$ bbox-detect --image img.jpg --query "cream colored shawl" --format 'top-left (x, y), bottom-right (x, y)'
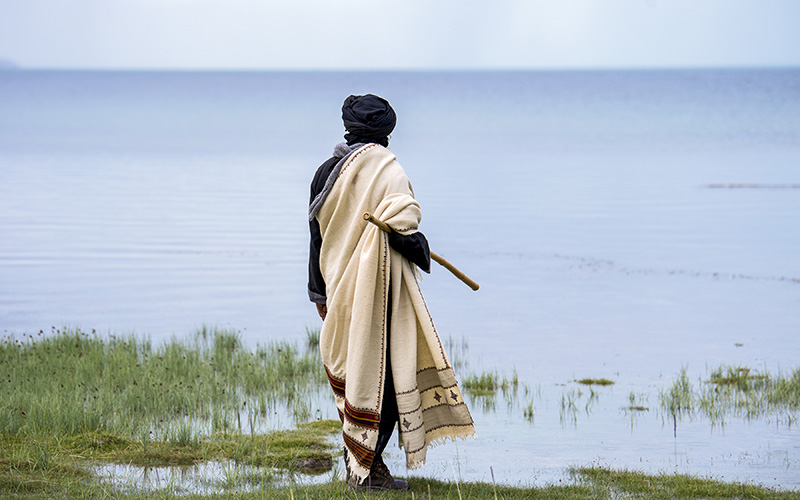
top-left (316, 144), bottom-right (475, 482)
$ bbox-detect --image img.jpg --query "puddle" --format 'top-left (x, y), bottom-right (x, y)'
top-left (91, 460), bottom-right (340, 495)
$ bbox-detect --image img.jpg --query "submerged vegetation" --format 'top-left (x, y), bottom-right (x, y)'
top-left (661, 365), bottom-right (800, 425)
top-left (624, 391), bottom-right (649, 412)
top-left (2, 328), bottom-right (798, 497)
top-left (462, 369), bottom-right (526, 413)
top-left (0, 326), bottom-right (328, 441)
top-left (2, 457), bottom-right (798, 499)
top-left (575, 378), bottom-right (614, 386)
top-left (0, 326), bottom-right (339, 496)
top-left (462, 370), bottom-right (519, 396)
top-left (0, 420), bottom-right (341, 496)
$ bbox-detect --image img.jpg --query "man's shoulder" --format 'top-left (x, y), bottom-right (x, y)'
top-left (314, 156), bottom-right (339, 178)
top-left (310, 156), bottom-right (338, 198)
top-left (350, 143), bottom-right (397, 165)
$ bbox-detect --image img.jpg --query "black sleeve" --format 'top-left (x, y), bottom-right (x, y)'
top-left (307, 157), bottom-right (339, 304)
top-left (388, 231), bottom-right (432, 274)
top-left (308, 217), bottom-right (326, 304)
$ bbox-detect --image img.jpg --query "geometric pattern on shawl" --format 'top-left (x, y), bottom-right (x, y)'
top-left (315, 144), bottom-right (475, 483)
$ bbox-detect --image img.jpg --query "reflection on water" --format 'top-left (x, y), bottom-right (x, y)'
top-left (93, 460), bottom-right (336, 496)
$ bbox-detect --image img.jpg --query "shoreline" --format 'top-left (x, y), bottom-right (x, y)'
top-left (2, 327), bottom-right (798, 496)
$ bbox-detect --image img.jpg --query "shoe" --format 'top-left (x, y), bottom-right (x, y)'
top-left (348, 456), bottom-right (409, 491)
top-left (371, 456), bottom-right (410, 490)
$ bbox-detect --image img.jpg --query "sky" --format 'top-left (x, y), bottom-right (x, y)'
top-left (1, 0), bottom-right (799, 70)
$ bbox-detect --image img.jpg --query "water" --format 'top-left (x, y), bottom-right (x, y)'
top-left (1, 69), bottom-right (799, 489)
top-left (92, 460), bottom-right (334, 495)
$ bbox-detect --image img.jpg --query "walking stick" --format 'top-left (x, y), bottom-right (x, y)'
top-left (363, 212), bottom-right (480, 291)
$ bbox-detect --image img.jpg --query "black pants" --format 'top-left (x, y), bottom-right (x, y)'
top-left (374, 288), bottom-right (398, 463)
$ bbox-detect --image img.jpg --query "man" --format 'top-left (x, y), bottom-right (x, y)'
top-left (308, 94), bottom-right (474, 491)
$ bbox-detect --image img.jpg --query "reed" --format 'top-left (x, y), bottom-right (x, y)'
top-left (660, 365), bottom-right (800, 425)
top-left (462, 369), bottom-right (520, 413)
top-left (523, 400), bottom-right (535, 422)
top-left (624, 391), bottom-right (649, 412)
top-left (445, 335), bottom-right (471, 374)
top-left (462, 370), bottom-right (519, 395)
top-left (560, 388), bottom-right (581, 426)
top-left (304, 326), bottom-right (320, 350)
top-left (660, 366), bottom-right (694, 415)
top-left (0, 326), bottom-right (328, 442)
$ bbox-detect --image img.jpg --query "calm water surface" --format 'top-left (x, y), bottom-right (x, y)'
top-left (1, 69), bottom-right (799, 489)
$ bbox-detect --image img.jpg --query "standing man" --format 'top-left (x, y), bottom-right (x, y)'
top-left (308, 94), bottom-right (474, 491)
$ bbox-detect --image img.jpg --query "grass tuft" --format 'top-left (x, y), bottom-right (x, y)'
top-left (0, 326), bottom-right (328, 442)
top-left (463, 370), bottom-right (519, 396)
top-left (661, 365), bottom-right (800, 425)
top-left (575, 378), bottom-right (615, 386)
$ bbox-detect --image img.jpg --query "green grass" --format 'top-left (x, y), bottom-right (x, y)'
top-left (575, 378), bottom-right (614, 386)
top-left (576, 467), bottom-right (798, 500)
top-left (2, 459), bottom-right (797, 499)
top-left (661, 366), bottom-right (694, 415)
top-left (462, 370), bottom-right (522, 413)
top-left (0, 327), bottom-right (341, 497)
top-left (305, 326), bottom-right (321, 349)
top-left (624, 391), bottom-right (650, 412)
top-left (660, 365), bottom-right (800, 424)
top-left (3, 330), bottom-right (799, 498)
top-left (523, 400), bottom-right (535, 422)
top-left (1, 419), bottom-right (340, 471)
top-left (0, 326), bottom-right (328, 441)
top-left (463, 371), bottom-right (501, 395)
top-left (708, 366), bottom-right (768, 389)
top-left (462, 370), bottom-right (519, 396)
top-left (0, 423), bottom-right (341, 498)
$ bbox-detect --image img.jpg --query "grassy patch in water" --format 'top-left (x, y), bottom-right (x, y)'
top-left (61, 420), bottom-right (340, 470)
top-left (0, 326), bottom-right (340, 494)
top-left (661, 364), bottom-right (800, 424)
top-left (4, 330), bottom-right (799, 497)
top-left (2, 455), bottom-right (797, 499)
top-left (0, 421), bottom-right (340, 498)
top-left (624, 391), bottom-right (650, 412)
top-left (0, 326), bottom-right (328, 441)
top-left (575, 378), bottom-right (615, 386)
top-left (661, 366), bottom-right (694, 414)
top-left (708, 365), bottom-right (768, 389)
top-left (462, 369), bottom-right (523, 413)
top-left (462, 370), bottom-right (519, 396)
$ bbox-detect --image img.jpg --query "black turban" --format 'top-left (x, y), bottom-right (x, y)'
top-left (341, 94), bottom-right (396, 144)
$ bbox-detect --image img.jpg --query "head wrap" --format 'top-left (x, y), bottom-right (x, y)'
top-left (341, 94), bottom-right (396, 144)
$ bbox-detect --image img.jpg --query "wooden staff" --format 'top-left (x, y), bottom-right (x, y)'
top-left (363, 212), bottom-right (480, 291)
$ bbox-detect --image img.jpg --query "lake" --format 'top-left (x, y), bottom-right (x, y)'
top-left (1, 69), bottom-right (799, 489)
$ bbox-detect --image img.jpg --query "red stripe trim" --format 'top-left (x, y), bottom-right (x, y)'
top-left (325, 366), bottom-right (346, 398)
top-left (344, 399), bottom-right (380, 430)
top-left (343, 432), bottom-right (374, 469)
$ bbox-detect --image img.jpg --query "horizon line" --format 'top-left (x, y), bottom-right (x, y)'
top-left (1, 63), bottom-right (799, 73)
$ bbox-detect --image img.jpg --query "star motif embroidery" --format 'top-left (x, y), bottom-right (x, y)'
top-left (433, 391), bottom-right (442, 402)
top-left (402, 418), bottom-right (411, 430)
top-left (450, 390), bottom-right (459, 402)
top-left (361, 432), bottom-right (369, 441)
